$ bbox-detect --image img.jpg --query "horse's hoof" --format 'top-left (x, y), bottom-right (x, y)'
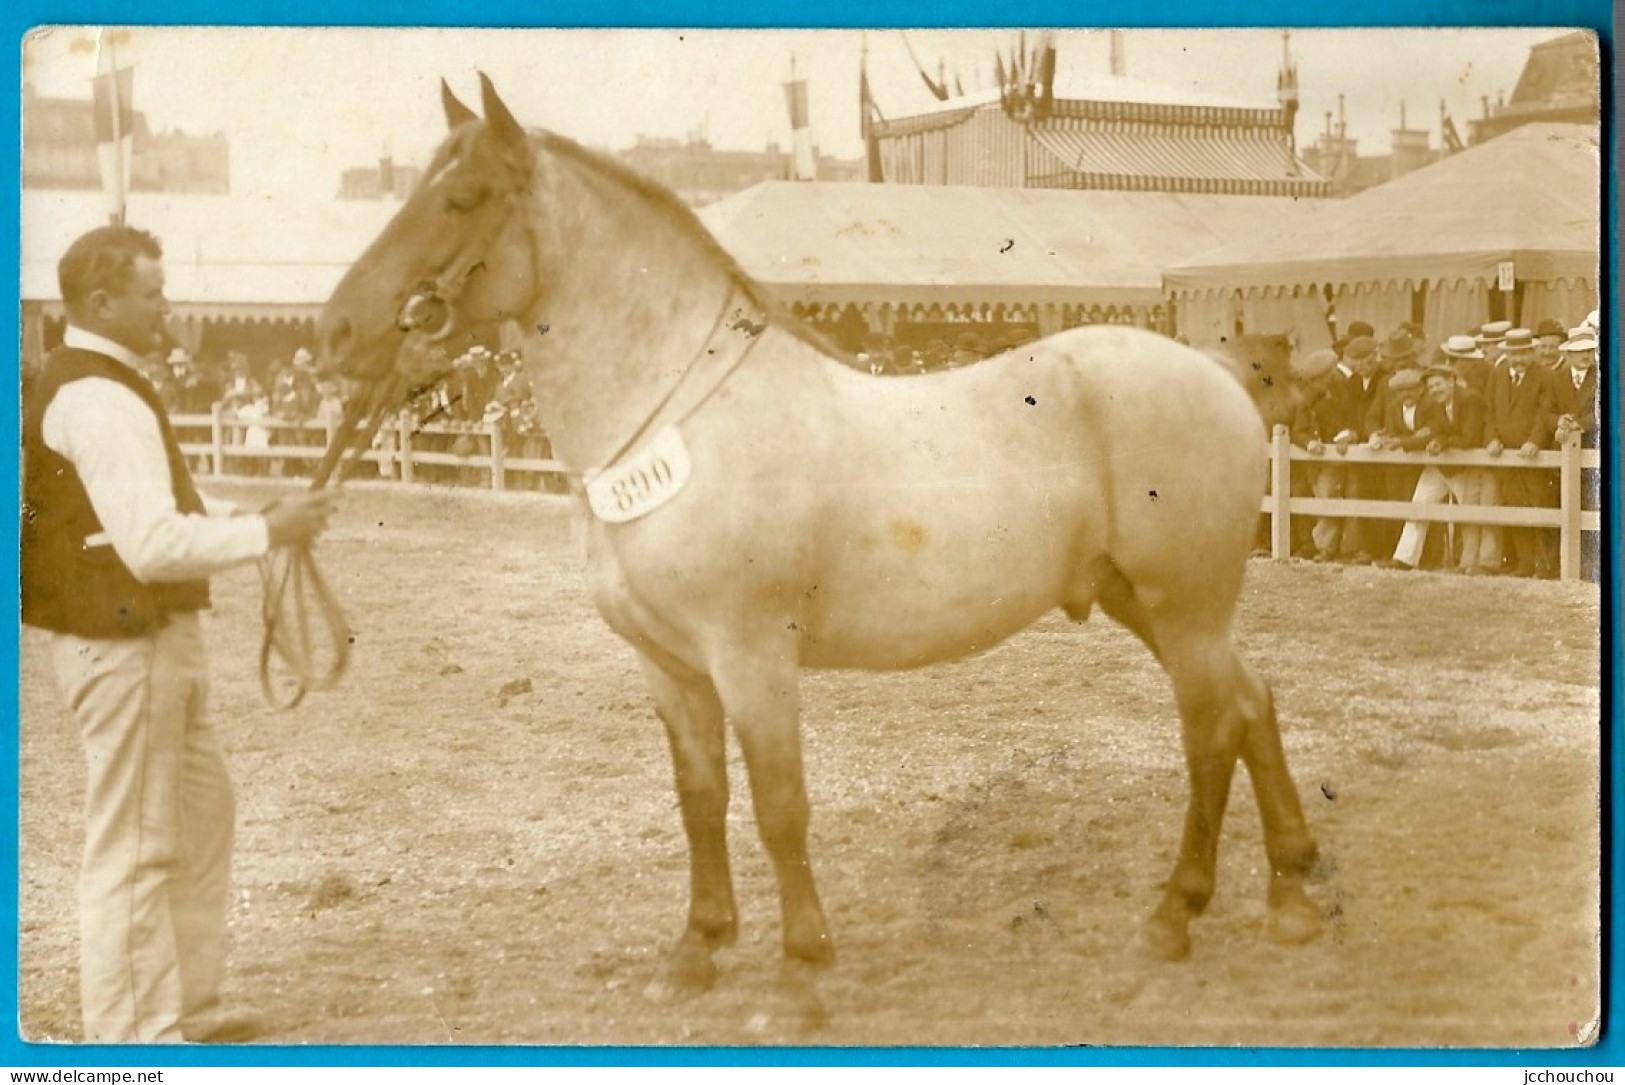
top-left (1266, 891), bottom-right (1323, 946)
top-left (777, 961), bottom-right (833, 1034)
top-left (642, 940), bottom-right (718, 1003)
top-left (1141, 910), bottom-right (1192, 962)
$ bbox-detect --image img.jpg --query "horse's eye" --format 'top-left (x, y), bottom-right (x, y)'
top-left (444, 181), bottom-right (489, 213)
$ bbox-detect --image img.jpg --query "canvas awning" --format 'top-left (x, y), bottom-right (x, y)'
top-left (1162, 122), bottom-right (1601, 297)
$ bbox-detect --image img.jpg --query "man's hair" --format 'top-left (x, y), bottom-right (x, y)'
top-left (57, 225), bottom-right (163, 311)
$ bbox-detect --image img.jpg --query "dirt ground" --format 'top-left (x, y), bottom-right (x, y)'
top-left (17, 481), bottom-right (1603, 1050)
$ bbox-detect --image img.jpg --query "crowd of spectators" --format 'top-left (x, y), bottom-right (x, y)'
top-left (138, 311), bottom-right (1603, 576)
top-left (1283, 311), bottom-right (1601, 579)
top-left (853, 327), bottom-right (1038, 375)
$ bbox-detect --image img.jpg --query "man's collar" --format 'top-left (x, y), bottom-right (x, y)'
top-left (63, 326), bottom-right (144, 371)
top-left (1337, 363), bottom-right (1355, 378)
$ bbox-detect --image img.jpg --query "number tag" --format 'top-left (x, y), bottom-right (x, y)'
top-left (585, 426), bottom-right (693, 524)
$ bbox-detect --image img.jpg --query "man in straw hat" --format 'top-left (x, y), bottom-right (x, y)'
top-left (1551, 327), bottom-right (1602, 579)
top-left (1485, 328), bottom-right (1557, 577)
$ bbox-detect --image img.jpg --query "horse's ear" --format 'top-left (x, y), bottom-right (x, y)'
top-left (442, 79), bottom-right (478, 130)
top-left (478, 71), bottom-right (527, 149)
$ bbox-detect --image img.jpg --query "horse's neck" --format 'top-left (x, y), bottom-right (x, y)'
top-left (513, 173), bottom-right (741, 471)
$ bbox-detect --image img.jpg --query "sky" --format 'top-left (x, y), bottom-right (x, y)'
top-left (20, 25), bottom-right (1571, 199)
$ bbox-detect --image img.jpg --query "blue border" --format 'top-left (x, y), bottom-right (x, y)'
top-left (4, 0), bottom-right (1617, 1069)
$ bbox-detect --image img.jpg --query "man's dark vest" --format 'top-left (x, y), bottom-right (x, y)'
top-left (22, 347), bottom-right (211, 638)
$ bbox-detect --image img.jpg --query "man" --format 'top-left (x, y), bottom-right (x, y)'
top-left (1303, 334), bottom-right (1383, 563)
top-left (1388, 365), bottom-right (1492, 573)
top-left (1551, 328), bottom-right (1600, 448)
top-left (1533, 318), bottom-right (1568, 373)
top-left (1361, 330), bottom-right (1423, 558)
top-left (1484, 327), bottom-right (1556, 577)
top-left (1437, 335), bottom-right (1502, 573)
top-left (21, 225), bottom-right (337, 1043)
top-left (1551, 327), bottom-right (1602, 581)
top-left (1368, 368), bottom-right (1432, 570)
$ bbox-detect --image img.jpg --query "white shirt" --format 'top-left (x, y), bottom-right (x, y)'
top-left (41, 326), bottom-right (269, 583)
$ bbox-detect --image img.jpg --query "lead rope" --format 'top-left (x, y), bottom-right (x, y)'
top-left (256, 372), bottom-right (401, 709)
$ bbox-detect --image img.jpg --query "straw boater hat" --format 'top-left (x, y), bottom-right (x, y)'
top-left (1440, 334), bottom-right (1484, 360)
top-left (1476, 320), bottom-right (1513, 346)
top-left (1500, 328), bottom-right (1536, 353)
top-left (1560, 331), bottom-right (1598, 354)
top-left (166, 347), bottom-right (190, 366)
top-left (1290, 348), bottom-right (1338, 381)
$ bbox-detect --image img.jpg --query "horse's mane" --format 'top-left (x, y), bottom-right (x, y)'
top-left (532, 128), bottom-right (852, 362)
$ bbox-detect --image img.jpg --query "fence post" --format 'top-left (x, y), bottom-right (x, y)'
top-left (1270, 424), bottom-right (1293, 561)
top-left (489, 421), bottom-right (506, 492)
top-left (1559, 435), bottom-right (1582, 581)
top-left (210, 403), bottom-right (225, 477)
top-left (399, 409), bottom-right (416, 485)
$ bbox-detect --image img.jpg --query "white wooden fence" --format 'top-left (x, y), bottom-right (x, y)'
top-left (174, 406), bottom-right (568, 492)
top-left (172, 409), bottom-right (1603, 581)
top-left (1263, 424), bottom-right (1601, 581)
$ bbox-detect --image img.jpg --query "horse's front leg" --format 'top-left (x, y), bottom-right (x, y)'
top-left (711, 648), bottom-right (833, 972)
top-left (639, 657), bottom-right (737, 1001)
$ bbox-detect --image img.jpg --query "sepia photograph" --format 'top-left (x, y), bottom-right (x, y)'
top-left (15, 24), bottom-right (1605, 1052)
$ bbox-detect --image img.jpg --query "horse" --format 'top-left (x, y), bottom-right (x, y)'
top-left (316, 74), bottom-right (1322, 1007)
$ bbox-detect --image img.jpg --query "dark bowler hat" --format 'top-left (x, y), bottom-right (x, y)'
top-left (1387, 368), bottom-right (1422, 392)
top-left (1345, 320), bottom-right (1375, 340)
top-left (1343, 335), bottom-right (1379, 362)
top-left (1500, 328), bottom-right (1535, 353)
top-left (1535, 318), bottom-right (1567, 340)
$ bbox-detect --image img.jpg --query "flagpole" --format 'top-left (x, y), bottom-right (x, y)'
top-left (110, 35), bottom-right (124, 227)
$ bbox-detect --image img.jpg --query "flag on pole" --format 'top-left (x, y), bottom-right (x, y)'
top-left (783, 72), bottom-right (816, 181)
top-left (93, 31), bottom-right (134, 226)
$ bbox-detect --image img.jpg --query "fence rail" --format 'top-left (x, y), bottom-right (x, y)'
top-left (173, 410), bottom-right (1602, 581)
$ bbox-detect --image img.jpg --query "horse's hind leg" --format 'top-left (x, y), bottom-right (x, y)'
top-left (639, 657), bottom-right (737, 1001)
top-left (1234, 661), bottom-right (1321, 945)
top-left (1109, 608), bottom-right (1318, 959)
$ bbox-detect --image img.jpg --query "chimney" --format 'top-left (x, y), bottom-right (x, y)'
top-left (1390, 100), bottom-right (1430, 180)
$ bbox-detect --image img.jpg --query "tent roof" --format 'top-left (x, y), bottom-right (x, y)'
top-left (699, 181), bottom-right (1328, 308)
top-left (21, 189), bottom-right (401, 319)
top-left (1163, 122), bottom-right (1601, 296)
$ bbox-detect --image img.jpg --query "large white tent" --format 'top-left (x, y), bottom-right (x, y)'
top-left (1162, 122), bottom-right (1601, 349)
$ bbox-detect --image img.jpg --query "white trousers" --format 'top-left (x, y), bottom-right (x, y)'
top-left (49, 613), bottom-right (235, 1044)
top-left (1392, 467), bottom-right (1502, 570)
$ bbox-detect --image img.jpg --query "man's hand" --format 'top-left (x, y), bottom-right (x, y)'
top-left (263, 490), bottom-right (339, 550)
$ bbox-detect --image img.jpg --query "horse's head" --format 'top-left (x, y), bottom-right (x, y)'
top-left (1208, 333), bottom-right (1297, 432)
top-left (317, 74), bottom-right (538, 387)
